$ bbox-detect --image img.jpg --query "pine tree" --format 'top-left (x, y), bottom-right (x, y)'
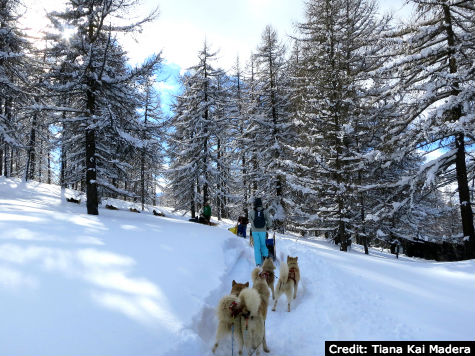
top-left (167, 41), bottom-right (225, 216)
top-left (44, 0), bottom-right (161, 215)
top-left (137, 75), bottom-right (165, 211)
top-left (213, 70), bottom-right (234, 219)
top-left (229, 56), bottom-right (249, 214)
top-left (252, 25), bottom-right (293, 230)
top-left (0, 0), bottom-right (33, 178)
top-left (381, 0), bottom-right (475, 258)
top-left (291, 0), bottom-right (393, 250)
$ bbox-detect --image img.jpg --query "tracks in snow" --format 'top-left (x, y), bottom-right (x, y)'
top-left (170, 234), bottom-right (418, 356)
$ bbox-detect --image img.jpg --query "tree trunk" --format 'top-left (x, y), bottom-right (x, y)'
top-left (454, 134), bottom-right (475, 258)
top-left (0, 100), bottom-right (3, 175)
top-left (191, 199), bottom-right (196, 219)
top-left (86, 87), bottom-right (98, 215)
top-left (4, 97), bottom-right (12, 177)
top-left (9, 147), bottom-right (13, 177)
top-left (38, 137), bottom-right (43, 182)
top-left (442, 2), bottom-right (474, 258)
top-left (24, 112), bottom-right (36, 181)
top-left (3, 144), bottom-right (7, 177)
top-left (203, 52), bottom-right (209, 205)
top-left (47, 148), bottom-right (51, 184)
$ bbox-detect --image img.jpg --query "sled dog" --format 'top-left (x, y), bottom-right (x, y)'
top-left (238, 287), bottom-right (267, 355)
top-left (251, 268), bottom-right (271, 321)
top-left (231, 280), bottom-right (249, 296)
top-left (259, 257), bottom-right (276, 300)
top-left (212, 281), bottom-right (249, 354)
top-left (272, 256), bottom-right (300, 312)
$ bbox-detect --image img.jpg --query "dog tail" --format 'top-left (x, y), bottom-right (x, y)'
top-left (251, 267), bottom-right (261, 284)
top-left (279, 251), bottom-right (285, 264)
top-left (238, 288), bottom-right (260, 316)
top-left (278, 261), bottom-right (289, 287)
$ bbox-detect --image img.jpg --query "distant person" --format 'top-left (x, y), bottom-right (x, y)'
top-left (249, 197), bottom-right (272, 266)
top-left (202, 201), bottom-right (211, 224)
top-left (237, 213), bottom-right (249, 238)
top-left (391, 239), bottom-right (401, 259)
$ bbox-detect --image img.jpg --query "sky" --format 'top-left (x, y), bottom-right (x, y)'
top-left (21, 0), bottom-right (411, 71)
top-left (126, 0), bottom-right (411, 70)
top-left (20, 0), bottom-right (411, 114)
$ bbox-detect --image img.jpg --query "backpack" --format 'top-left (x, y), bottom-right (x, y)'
top-left (254, 209), bottom-right (266, 229)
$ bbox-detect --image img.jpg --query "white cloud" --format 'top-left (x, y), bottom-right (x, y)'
top-left (21, 0), bottom-right (410, 71)
top-left (122, 0), bottom-right (304, 70)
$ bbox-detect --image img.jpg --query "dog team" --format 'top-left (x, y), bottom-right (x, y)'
top-left (212, 255), bottom-right (301, 356)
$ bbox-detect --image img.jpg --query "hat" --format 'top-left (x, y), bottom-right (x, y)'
top-left (254, 197), bottom-right (262, 208)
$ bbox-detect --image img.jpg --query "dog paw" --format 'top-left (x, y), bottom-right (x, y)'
top-left (272, 308), bottom-right (276, 311)
top-left (264, 347), bottom-right (270, 353)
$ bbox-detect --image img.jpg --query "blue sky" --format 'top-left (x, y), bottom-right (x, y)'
top-left (123, 0), bottom-right (411, 70)
top-left (154, 63), bottom-right (181, 118)
top-left (136, 0), bottom-right (411, 116)
top-left (22, 0), bottom-right (411, 116)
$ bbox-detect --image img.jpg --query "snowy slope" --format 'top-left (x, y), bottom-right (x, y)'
top-left (0, 177), bottom-right (474, 356)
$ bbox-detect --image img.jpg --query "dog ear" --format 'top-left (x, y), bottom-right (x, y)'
top-left (245, 282), bottom-right (249, 287)
top-left (232, 280), bottom-right (236, 286)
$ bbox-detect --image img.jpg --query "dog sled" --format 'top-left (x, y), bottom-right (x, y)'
top-left (266, 231), bottom-right (276, 261)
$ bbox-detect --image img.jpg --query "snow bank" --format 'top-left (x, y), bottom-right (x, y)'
top-left (0, 177), bottom-right (473, 356)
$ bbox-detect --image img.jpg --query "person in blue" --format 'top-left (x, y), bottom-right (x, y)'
top-left (249, 197), bottom-right (272, 266)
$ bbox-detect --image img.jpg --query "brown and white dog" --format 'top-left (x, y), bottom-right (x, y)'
top-left (259, 257), bottom-right (276, 300)
top-left (250, 266), bottom-right (271, 353)
top-left (238, 287), bottom-right (267, 355)
top-left (231, 280), bottom-right (249, 297)
top-left (212, 281), bottom-right (249, 354)
top-left (272, 256), bottom-right (300, 312)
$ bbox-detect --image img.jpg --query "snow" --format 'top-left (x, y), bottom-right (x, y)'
top-left (0, 177), bottom-right (474, 356)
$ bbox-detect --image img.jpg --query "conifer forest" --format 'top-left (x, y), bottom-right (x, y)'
top-left (1, 0), bottom-right (474, 260)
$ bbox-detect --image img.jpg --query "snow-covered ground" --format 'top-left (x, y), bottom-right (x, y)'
top-left (1, 177), bottom-right (474, 356)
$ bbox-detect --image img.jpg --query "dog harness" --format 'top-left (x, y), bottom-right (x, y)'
top-left (228, 301), bottom-right (241, 318)
top-left (259, 271), bottom-right (273, 285)
top-left (289, 267), bottom-right (297, 284)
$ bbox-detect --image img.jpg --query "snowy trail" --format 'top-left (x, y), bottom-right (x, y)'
top-left (174, 231), bottom-right (474, 356)
top-left (170, 234), bottom-right (382, 356)
top-left (1, 179), bottom-right (473, 356)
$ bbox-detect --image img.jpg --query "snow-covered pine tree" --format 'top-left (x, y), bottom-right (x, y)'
top-left (281, 38), bottom-right (319, 235)
top-left (242, 54), bottom-right (262, 201)
top-left (0, 0), bottom-right (33, 178)
top-left (213, 70), bottom-right (235, 220)
top-left (381, 0), bottom-right (475, 258)
top-left (291, 0), bottom-right (392, 251)
top-left (136, 75), bottom-right (166, 211)
top-left (44, 0), bottom-right (161, 215)
top-left (228, 56), bottom-right (250, 215)
top-left (22, 46), bottom-right (58, 184)
top-left (252, 25), bottom-right (293, 231)
top-left (167, 41), bottom-right (225, 217)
